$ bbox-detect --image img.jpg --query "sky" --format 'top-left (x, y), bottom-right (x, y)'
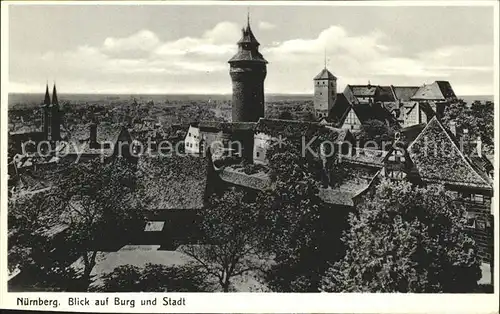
top-left (8, 4), bottom-right (495, 95)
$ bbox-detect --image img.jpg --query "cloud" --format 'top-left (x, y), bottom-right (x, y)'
top-left (258, 21), bottom-right (276, 30)
top-left (9, 23), bottom-right (493, 95)
top-left (262, 25), bottom-right (493, 94)
top-left (102, 30), bottom-right (161, 58)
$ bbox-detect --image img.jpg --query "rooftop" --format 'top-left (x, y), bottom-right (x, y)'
top-left (407, 117), bottom-right (492, 189)
top-left (314, 68), bottom-right (337, 80)
top-left (411, 81), bottom-right (457, 101)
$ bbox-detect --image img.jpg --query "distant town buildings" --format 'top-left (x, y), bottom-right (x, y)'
top-left (7, 14), bottom-right (494, 286)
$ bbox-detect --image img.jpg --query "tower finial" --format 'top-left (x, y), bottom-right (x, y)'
top-left (324, 47), bottom-right (327, 69)
top-left (247, 7), bottom-right (250, 28)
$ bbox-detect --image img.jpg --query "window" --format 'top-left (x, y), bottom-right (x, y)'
top-left (465, 212), bottom-right (476, 229)
top-left (188, 132), bottom-right (191, 137)
top-left (473, 194), bottom-right (484, 203)
top-left (256, 152), bottom-right (260, 158)
top-left (320, 92), bottom-right (322, 95)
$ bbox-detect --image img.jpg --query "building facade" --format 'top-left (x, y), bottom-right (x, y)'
top-left (313, 68), bottom-right (337, 119)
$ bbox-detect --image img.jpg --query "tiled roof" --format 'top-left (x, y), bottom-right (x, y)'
top-left (237, 24), bottom-right (260, 46)
top-left (228, 49), bottom-right (267, 63)
top-left (391, 86), bottom-right (420, 101)
top-left (314, 68), bottom-right (337, 80)
top-left (350, 103), bottom-right (395, 124)
top-left (378, 86), bottom-right (396, 102)
top-left (328, 93), bottom-right (351, 123)
top-left (348, 85), bottom-right (378, 97)
top-left (137, 155), bottom-right (208, 210)
top-left (411, 81), bottom-right (457, 101)
top-left (407, 117), bottom-right (492, 189)
top-left (340, 149), bottom-right (388, 167)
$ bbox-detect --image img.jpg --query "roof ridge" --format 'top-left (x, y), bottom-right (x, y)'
top-left (409, 117), bottom-right (489, 187)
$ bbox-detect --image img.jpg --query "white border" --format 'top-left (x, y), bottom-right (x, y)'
top-left (1, 1), bottom-right (499, 313)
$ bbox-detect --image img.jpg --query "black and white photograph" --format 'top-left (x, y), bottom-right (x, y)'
top-left (1, 0), bottom-right (497, 304)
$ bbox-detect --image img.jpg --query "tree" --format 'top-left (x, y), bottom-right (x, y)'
top-left (94, 263), bottom-right (213, 292)
top-left (442, 100), bottom-right (494, 152)
top-left (357, 119), bottom-right (396, 148)
top-left (56, 158), bottom-right (148, 290)
top-left (8, 191), bottom-right (78, 290)
top-left (179, 188), bottom-right (271, 292)
top-left (321, 179), bottom-right (481, 292)
top-left (255, 140), bottom-right (328, 292)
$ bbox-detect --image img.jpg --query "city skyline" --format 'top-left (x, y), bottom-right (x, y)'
top-left (9, 4), bottom-right (495, 95)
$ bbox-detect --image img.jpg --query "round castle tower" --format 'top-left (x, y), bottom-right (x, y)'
top-left (228, 15), bottom-right (268, 122)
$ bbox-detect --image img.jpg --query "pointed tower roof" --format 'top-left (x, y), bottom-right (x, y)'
top-left (314, 68), bottom-right (337, 80)
top-left (51, 83), bottom-right (59, 105)
top-left (237, 13), bottom-right (260, 46)
top-left (229, 13), bottom-right (267, 64)
top-left (43, 83), bottom-right (51, 105)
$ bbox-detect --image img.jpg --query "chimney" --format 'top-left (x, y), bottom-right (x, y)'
top-left (449, 121), bottom-right (457, 136)
top-left (89, 122), bottom-right (99, 149)
top-left (476, 136), bottom-right (482, 157)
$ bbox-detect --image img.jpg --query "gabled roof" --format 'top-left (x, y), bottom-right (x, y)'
top-left (347, 84), bottom-right (378, 97)
top-left (411, 81), bottom-right (457, 101)
top-left (407, 117), bottom-right (492, 189)
top-left (391, 86), bottom-right (420, 101)
top-left (341, 149), bottom-right (389, 168)
top-left (328, 93), bottom-right (351, 123)
top-left (350, 103), bottom-right (395, 125)
top-left (377, 86), bottom-right (396, 102)
top-left (314, 68), bottom-right (337, 80)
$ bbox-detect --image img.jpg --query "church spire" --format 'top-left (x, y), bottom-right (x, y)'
top-left (52, 82), bottom-right (58, 105)
top-left (43, 83), bottom-right (51, 105)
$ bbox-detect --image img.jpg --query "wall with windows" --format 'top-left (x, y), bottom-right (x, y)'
top-left (450, 190), bottom-right (494, 263)
top-left (314, 79), bottom-right (336, 118)
top-left (341, 109), bottom-right (362, 131)
top-left (253, 132), bottom-right (271, 165)
top-left (184, 125), bottom-right (201, 154)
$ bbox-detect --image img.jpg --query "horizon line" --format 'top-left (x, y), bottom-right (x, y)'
top-left (7, 91), bottom-right (494, 97)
